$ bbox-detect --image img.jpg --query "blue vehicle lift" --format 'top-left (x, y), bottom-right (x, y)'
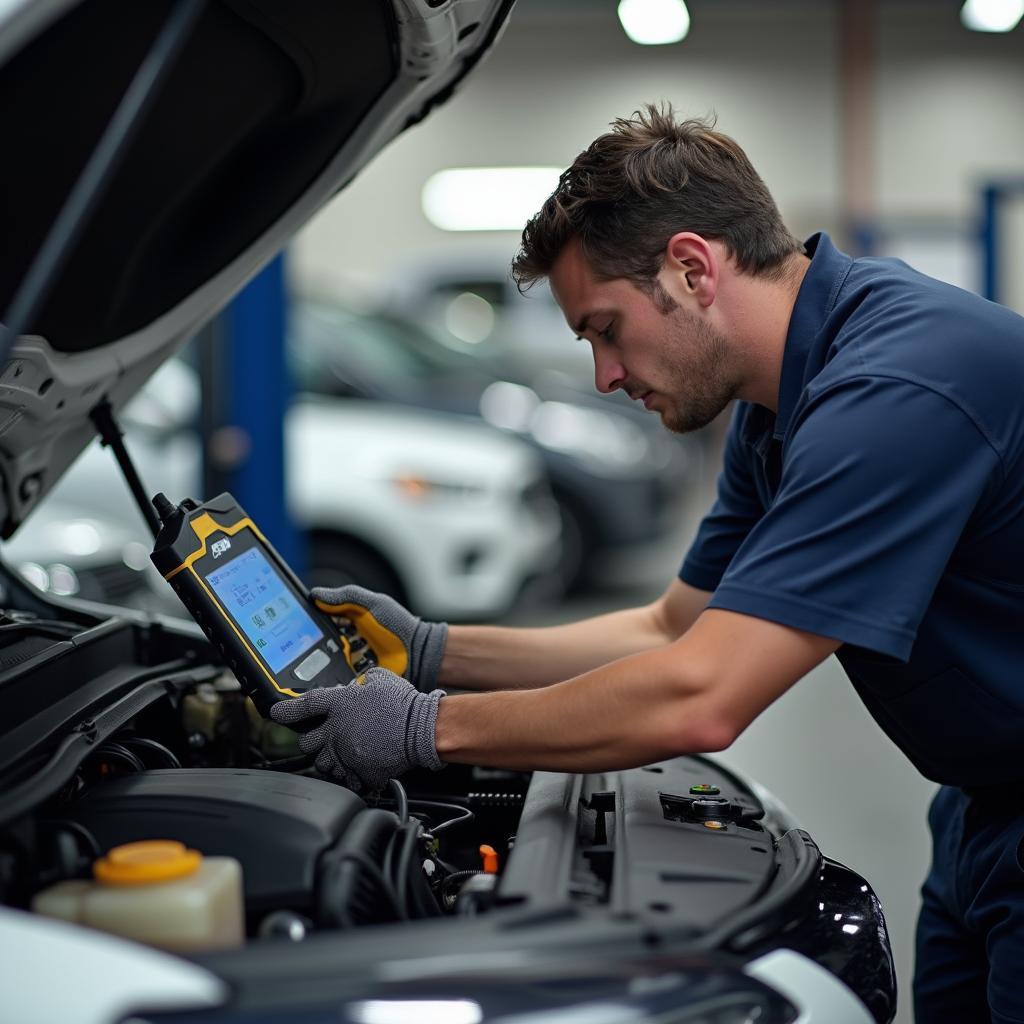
top-left (980, 179), bottom-right (1024, 305)
top-left (201, 253), bottom-right (303, 571)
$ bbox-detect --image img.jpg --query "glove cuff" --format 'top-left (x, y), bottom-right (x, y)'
top-left (411, 620), bottom-right (449, 692)
top-left (406, 688), bottom-right (445, 772)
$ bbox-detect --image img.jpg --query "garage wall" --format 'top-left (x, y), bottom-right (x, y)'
top-left (293, 0), bottom-right (1024, 295)
top-left (877, 2), bottom-right (1024, 219)
top-left (291, 0), bottom-right (843, 293)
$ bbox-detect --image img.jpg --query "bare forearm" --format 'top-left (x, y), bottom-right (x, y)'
top-left (437, 578), bottom-right (713, 692)
top-left (439, 604), bottom-right (672, 691)
top-left (433, 609), bottom-right (841, 774)
top-left (434, 643), bottom-right (719, 772)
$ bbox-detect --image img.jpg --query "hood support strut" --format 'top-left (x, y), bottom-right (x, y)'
top-left (90, 400), bottom-right (161, 539)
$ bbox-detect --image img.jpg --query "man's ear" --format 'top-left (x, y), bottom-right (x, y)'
top-left (662, 232), bottom-right (718, 308)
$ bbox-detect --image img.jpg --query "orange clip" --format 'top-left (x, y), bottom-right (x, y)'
top-left (479, 844), bottom-right (499, 874)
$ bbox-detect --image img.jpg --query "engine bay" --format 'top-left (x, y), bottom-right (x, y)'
top-left (0, 593), bottom-right (775, 934)
top-left (0, 597), bottom-right (541, 938)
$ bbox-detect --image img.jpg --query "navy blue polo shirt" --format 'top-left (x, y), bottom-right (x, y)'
top-left (680, 233), bottom-right (1024, 786)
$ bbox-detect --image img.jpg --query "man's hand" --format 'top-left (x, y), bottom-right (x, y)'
top-left (311, 585), bottom-right (447, 690)
top-left (269, 669), bottom-right (445, 795)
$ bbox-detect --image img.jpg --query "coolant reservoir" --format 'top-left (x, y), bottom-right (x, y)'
top-left (32, 840), bottom-right (244, 951)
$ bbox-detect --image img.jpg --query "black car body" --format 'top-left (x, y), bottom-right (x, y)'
top-left (0, 3), bottom-right (895, 1022)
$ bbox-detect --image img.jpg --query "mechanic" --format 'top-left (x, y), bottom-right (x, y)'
top-left (271, 106), bottom-right (1024, 1023)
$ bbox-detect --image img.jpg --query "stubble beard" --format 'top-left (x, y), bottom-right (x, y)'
top-left (652, 307), bottom-right (738, 435)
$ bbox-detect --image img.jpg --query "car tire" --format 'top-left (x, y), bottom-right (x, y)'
top-left (305, 534), bottom-right (408, 606)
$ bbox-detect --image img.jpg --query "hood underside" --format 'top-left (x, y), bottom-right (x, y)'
top-left (0, 0), bottom-right (514, 537)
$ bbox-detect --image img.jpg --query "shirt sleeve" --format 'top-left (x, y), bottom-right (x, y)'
top-left (680, 404), bottom-right (765, 592)
top-left (707, 377), bottom-right (1002, 660)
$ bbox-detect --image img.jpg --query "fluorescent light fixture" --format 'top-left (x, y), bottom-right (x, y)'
top-left (422, 167), bottom-right (561, 232)
top-left (960, 0), bottom-right (1024, 31)
top-left (617, 0), bottom-right (690, 45)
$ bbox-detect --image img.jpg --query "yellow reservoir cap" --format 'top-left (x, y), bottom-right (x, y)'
top-left (479, 844), bottom-right (499, 874)
top-left (94, 840), bottom-right (202, 886)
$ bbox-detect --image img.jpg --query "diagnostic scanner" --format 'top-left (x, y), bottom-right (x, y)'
top-left (150, 492), bottom-right (363, 715)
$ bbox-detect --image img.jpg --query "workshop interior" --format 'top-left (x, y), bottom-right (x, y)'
top-left (0, 2), bottom-right (1022, 1023)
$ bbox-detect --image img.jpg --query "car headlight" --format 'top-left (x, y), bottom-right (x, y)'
top-left (391, 474), bottom-right (487, 502)
top-left (18, 561), bottom-right (79, 596)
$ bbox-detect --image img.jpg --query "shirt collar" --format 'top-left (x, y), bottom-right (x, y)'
top-left (771, 231), bottom-right (853, 441)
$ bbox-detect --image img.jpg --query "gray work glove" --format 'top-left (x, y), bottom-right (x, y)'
top-left (311, 585), bottom-right (448, 691)
top-left (269, 668), bottom-right (445, 796)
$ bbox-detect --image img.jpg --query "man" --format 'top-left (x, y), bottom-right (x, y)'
top-left (272, 106), bottom-right (1024, 1023)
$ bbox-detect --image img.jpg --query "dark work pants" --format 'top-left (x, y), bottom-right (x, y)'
top-left (914, 785), bottom-right (1024, 1024)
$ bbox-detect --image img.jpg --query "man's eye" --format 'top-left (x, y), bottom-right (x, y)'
top-left (597, 324), bottom-right (615, 341)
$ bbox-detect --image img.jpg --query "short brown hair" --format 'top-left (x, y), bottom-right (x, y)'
top-left (512, 104), bottom-right (802, 292)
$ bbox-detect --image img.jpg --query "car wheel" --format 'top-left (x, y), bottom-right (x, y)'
top-left (305, 534), bottom-right (407, 605)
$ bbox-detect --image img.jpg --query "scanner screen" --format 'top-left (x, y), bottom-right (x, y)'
top-left (205, 547), bottom-right (323, 673)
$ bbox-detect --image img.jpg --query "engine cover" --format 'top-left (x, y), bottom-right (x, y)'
top-left (69, 769), bottom-right (365, 914)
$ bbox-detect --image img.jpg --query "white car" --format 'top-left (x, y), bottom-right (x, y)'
top-left (287, 397), bottom-right (560, 620)
top-left (4, 362), bottom-right (561, 623)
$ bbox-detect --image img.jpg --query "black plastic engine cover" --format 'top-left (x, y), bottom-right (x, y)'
top-left (69, 768), bottom-right (365, 914)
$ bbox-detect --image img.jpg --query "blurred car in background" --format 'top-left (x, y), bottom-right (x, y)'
top-left (388, 246), bottom-right (595, 383)
top-left (1, 359), bottom-right (203, 615)
top-left (3, 497), bottom-right (166, 611)
top-left (4, 359), bottom-right (561, 622)
top-left (292, 295), bottom-right (698, 589)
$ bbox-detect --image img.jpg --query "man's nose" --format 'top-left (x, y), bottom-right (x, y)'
top-left (593, 351), bottom-right (625, 394)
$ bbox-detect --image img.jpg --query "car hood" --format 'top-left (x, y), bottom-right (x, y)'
top-left (0, 0), bottom-right (514, 538)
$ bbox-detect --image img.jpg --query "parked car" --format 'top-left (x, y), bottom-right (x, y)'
top-left (292, 296), bottom-right (698, 589)
top-left (389, 246), bottom-right (598, 382)
top-left (7, 358), bottom-right (561, 623)
top-left (0, 3), bottom-right (895, 1024)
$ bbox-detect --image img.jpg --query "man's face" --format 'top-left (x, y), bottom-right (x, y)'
top-left (548, 239), bottom-right (738, 434)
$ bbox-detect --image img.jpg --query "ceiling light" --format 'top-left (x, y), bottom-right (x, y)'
top-left (617, 0), bottom-right (690, 45)
top-left (960, 0), bottom-right (1024, 31)
top-left (422, 167), bottom-right (561, 232)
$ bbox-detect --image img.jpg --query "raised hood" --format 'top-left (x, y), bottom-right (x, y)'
top-left (0, 0), bottom-right (514, 537)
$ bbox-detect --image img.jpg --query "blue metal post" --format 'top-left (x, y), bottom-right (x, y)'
top-left (981, 184), bottom-right (1000, 304)
top-left (221, 253), bottom-right (302, 571)
top-left (848, 219), bottom-right (877, 257)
